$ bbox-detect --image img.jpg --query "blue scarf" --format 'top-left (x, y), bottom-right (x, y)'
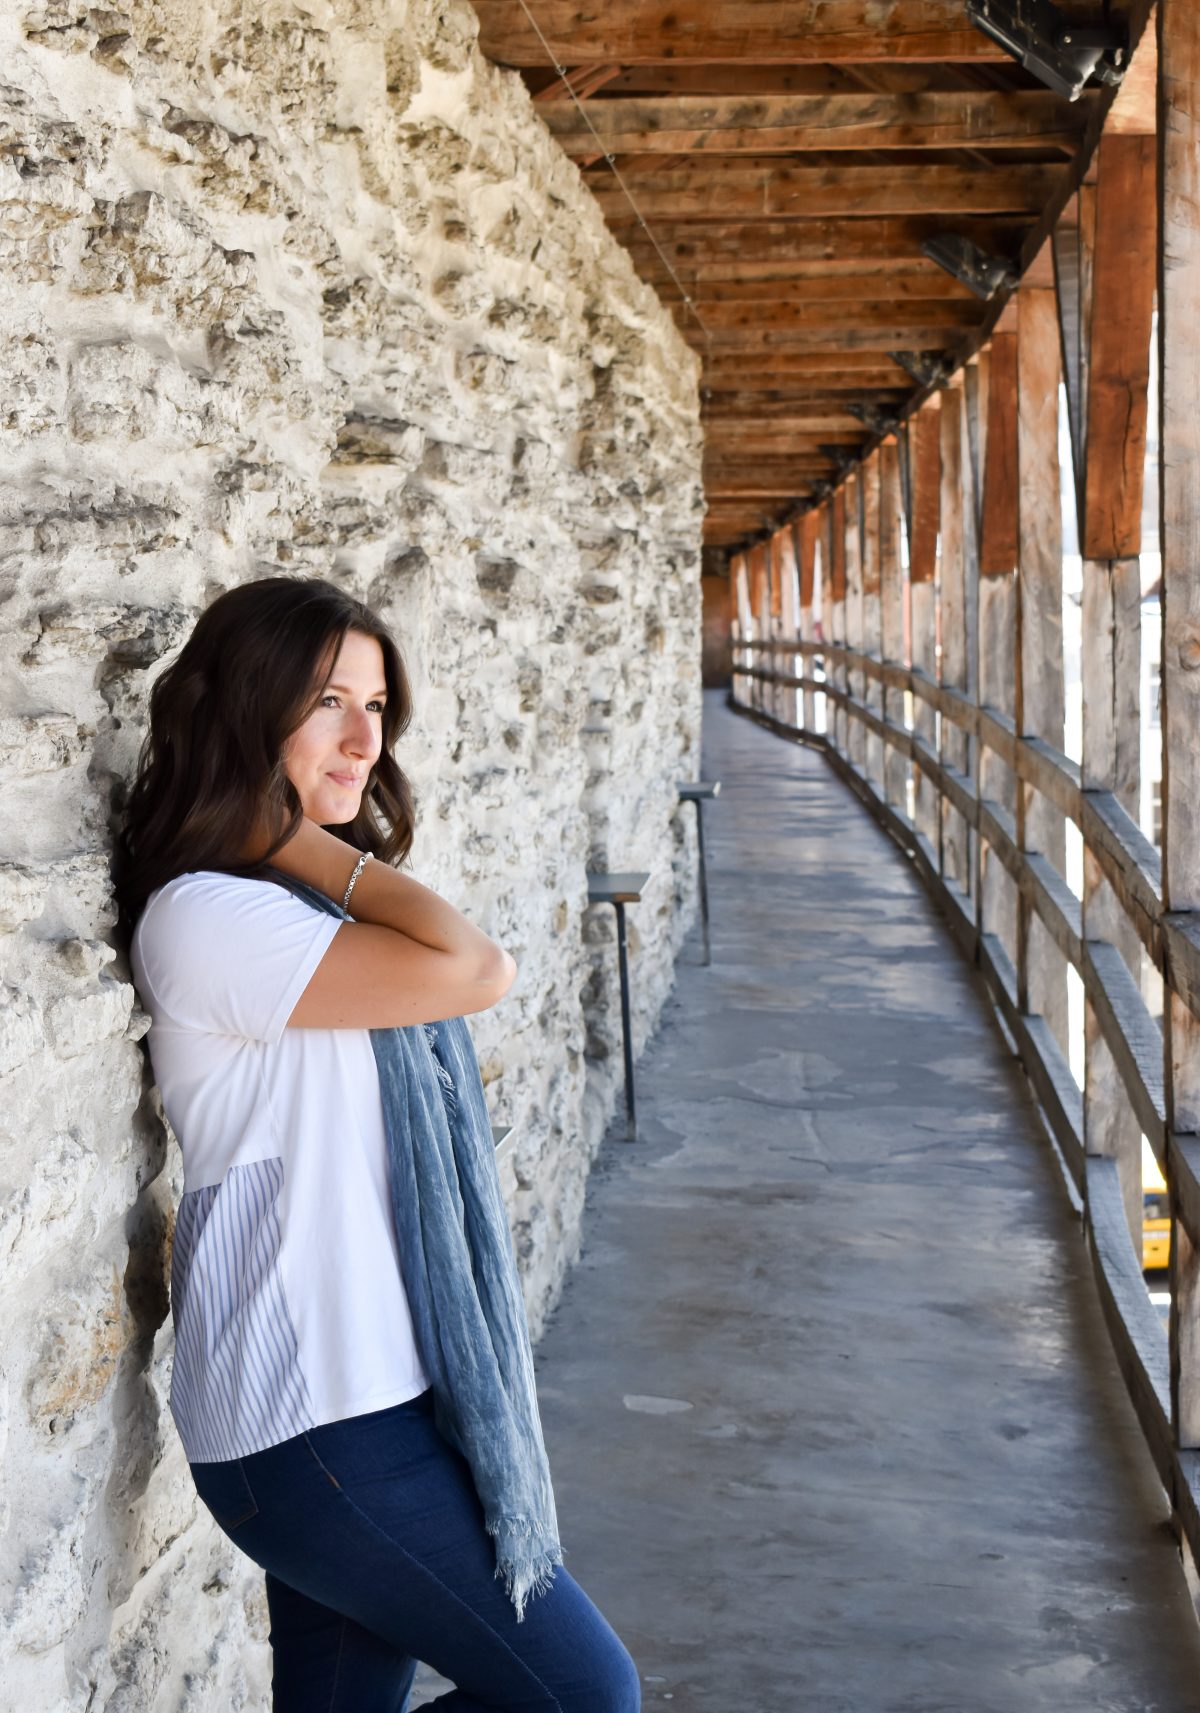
top-left (266, 870), bottom-right (563, 1622)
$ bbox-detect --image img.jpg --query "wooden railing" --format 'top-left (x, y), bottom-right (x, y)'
top-left (719, 0), bottom-right (1200, 1583)
top-left (728, 631), bottom-right (1200, 1564)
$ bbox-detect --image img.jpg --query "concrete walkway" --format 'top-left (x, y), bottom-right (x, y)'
top-left (526, 691), bottom-right (1200, 1713)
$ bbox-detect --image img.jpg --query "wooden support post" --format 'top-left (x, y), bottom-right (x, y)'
top-left (830, 490), bottom-right (848, 756)
top-left (978, 330), bottom-right (1021, 978)
top-left (773, 527), bottom-right (790, 729)
top-left (766, 533), bottom-right (781, 723)
top-left (844, 475), bottom-right (866, 771)
top-left (1082, 558), bottom-right (1144, 1254)
top-left (965, 349), bottom-right (988, 552)
top-left (980, 333), bottom-right (1019, 577)
top-left (910, 401), bottom-right (940, 855)
top-left (1016, 280), bottom-right (1069, 1059)
top-left (1084, 134), bottom-right (1157, 559)
top-left (731, 551), bottom-right (751, 706)
top-left (939, 375), bottom-right (970, 896)
top-left (879, 439), bottom-right (907, 813)
top-left (960, 360), bottom-right (984, 930)
top-left (749, 542), bottom-right (770, 714)
top-left (1159, 0), bottom-right (1200, 1451)
top-left (1077, 130), bottom-right (1155, 1260)
top-left (861, 454), bottom-right (884, 788)
top-left (819, 505), bottom-right (836, 737)
top-left (783, 526), bottom-right (798, 726)
top-left (796, 512), bottom-right (819, 734)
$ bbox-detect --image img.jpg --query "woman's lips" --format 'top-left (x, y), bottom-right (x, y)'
top-left (327, 772), bottom-right (364, 787)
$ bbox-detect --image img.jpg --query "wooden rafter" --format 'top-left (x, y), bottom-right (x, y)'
top-left (622, 217), bottom-right (1032, 263)
top-left (597, 64), bottom-right (988, 97)
top-left (531, 61), bottom-right (623, 101)
top-left (685, 325), bottom-right (971, 353)
top-left (654, 270), bottom-right (975, 304)
top-left (592, 164), bottom-right (1057, 222)
top-left (472, 2), bottom-right (1012, 65)
top-left (470, 0), bottom-right (1131, 548)
top-left (680, 301), bottom-right (983, 332)
top-left (541, 91), bottom-right (1093, 156)
top-left (704, 393), bottom-right (908, 411)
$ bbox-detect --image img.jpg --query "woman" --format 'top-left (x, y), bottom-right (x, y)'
top-left (115, 575), bottom-right (640, 1713)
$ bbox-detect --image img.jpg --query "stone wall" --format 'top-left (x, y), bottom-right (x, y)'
top-left (0, 1), bottom-right (704, 1704)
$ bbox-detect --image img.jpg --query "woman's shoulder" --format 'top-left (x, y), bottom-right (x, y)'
top-left (134, 870), bottom-right (296, 956)
top-left (131, 868), bottom-right (333, 1036)
top-left (140, 868), bottom-right (276, 921)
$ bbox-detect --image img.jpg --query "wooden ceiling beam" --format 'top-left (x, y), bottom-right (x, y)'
top-left (707, 445), bottom-right (866, 460)
top-left (531, 61), bottom-right (623, 101)
top-left (704, 466), bottom-right (842, 481)
top-left (691, 329), bottom-right (960, 350)
top-left (471, 2), bottom-right (1012, 65)
top-left (686, 323), bottom-right (970, 353)
top-left (706, 490), bottom-right (822, 504)
top-left (703, 388), bottom-right (910, 408)
top-left (621, 215), bottom-right (1030, 262)
top-left (703, 385), bottom-right (911, 403)
top-left (701, 348), bottom-right (907, 367)
top-left (595, 65), bottom-right (987, 97)
top-left (592, 164), bottom-right (1058, 221)
top-left (707, 502), bottom-right (808, 511)
top-left (704, 414), bottom-right (891, 432)
top-left (705, 426), bottom-right (863, 443)
top-left (703, 351), bottom-right (909, 371)
top-left (654, 270), bottom-right (975, 304)
top-left (705, 448), bottom-right (840, 462)
top-left (704, 525), bottom-right (804, 536)
top-left (701, 374), bottom-right (911, 392)
top-left (683, 300), bottom-right (982, 332)
top-left (542, 92), bottom-right (1093, 156)
top-left (634, 255), bottom-right (984, 285)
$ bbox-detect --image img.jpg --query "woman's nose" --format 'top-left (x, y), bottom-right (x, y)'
top-left (343, 708), bottom-right (378, 758)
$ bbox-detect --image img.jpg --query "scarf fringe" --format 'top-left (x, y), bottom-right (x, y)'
top-left (487, 1517), bottom-right (564, 1623)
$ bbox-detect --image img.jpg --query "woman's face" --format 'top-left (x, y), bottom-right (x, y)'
top-left (282, 629), bottom-right (388, 826)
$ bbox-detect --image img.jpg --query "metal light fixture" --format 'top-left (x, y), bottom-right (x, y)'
top-left (921, 233), bottom-right (1019, 301)
top-left (889, 349), bottom-right (951, 388)
top-left (967, 0), bottom-right (1125, 101)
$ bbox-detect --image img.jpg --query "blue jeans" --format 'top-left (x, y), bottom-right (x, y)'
top-left (188, 1387), bottom-right (641, 1713)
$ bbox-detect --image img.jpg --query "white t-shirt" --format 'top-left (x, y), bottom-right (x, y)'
top-left (130, 868), bottom-right (431, 1463)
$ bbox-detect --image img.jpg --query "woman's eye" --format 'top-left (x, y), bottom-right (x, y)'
top-left (321, 695), bottom-right (385, 713)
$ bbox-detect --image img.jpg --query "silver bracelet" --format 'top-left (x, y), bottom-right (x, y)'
top-left (341, 850), bottom-right (372, 913)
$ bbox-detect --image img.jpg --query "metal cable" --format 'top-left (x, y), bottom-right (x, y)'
top-left (510, 0), bottom-right (715, 354)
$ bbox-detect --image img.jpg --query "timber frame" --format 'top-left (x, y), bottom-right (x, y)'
top-left (474, 0), bottom-right (1157, 550)
top-left (726, 0), bottom-right (1200, 1589)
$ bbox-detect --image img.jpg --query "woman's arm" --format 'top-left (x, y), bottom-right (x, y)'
top-left (266, 819), bottom-right (516, 1030)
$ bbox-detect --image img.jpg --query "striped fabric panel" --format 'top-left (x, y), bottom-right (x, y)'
top-left (170, 1156), bottom-right (313, 1463)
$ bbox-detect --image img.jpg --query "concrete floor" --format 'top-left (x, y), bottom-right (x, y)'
top-left (521, 692), bottom-right (1200, 1713)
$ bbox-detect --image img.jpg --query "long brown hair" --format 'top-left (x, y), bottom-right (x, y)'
top-left (113, 576), bottom-right (416, 941)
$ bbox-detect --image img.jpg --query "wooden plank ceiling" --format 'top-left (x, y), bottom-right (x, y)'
top-left (470, 1), bottom-right (1114, 550)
